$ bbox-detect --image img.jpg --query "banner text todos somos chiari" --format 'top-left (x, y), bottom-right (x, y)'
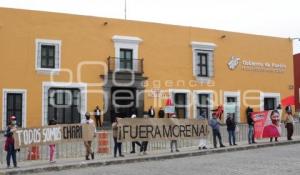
top-left (13, 124), bottom-right (95, 149)
top-left (117, 118), bottom-right (209, 142)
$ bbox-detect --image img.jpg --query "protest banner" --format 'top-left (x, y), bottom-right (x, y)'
top-left (13, 124), bottom-right (95, 149)
top-left (251, 110), bottom-right (282, 139)
top-left (117, 118), bottom-right (209, 142)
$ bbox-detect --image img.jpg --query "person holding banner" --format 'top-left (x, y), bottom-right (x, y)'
top-left (81, 112), bottom-right (96, 160)
top-left (262, 110), bottom-right (281, 142)
top-left (209, 113), bottom-right (225, 148)
top-left (130, 114), bottom-right (142, 154)
top-left (112, 118), bottom-right (124, 158)
top-left (170, 114), bottom-right (180, 153)
top-left (48, 119), bottom-right (57, 163)
top-left (4, 116), bottom-right (19, 168)
top-left (198, 111), bottom-right (208, 150)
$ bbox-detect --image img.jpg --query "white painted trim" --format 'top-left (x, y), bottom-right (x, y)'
top-left (2, 89), bottom-right (27, 130)
top-left (223, 91), bottom-right (241, 123)
top-left (35, 39), bottom-right (62, 74)
top-left (169, 89), bottom-right (191, 118)
top-left (112, 35), bottom-right (142, 72)
top-left (260, 92), bottom-right (281, 111)
top-left (193, 90), bottom-right (214, 119)
top-left (42, 82), bottom-right (87, 126)
top-left (191, 41), bottom-right (217, 51)
top-left (191, 41), bottom-right (216, 82)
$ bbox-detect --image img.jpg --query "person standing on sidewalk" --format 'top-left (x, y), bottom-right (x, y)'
top-left (246, 106), bottom-right (256, 144)
top-left (4, 116), bottom-right (18, 168)
top-left (130, 114), bottom-right (142, 154)
top-left (226, 114), bottom-right (237, 146)
top-left (284, 110), bottom-right (294, 140)
top-left (112, 117), bottom-right (124, 158)
top-left (158, 107), bottom-right (165, 118)
top-left (94, 105), bottom-right (102, 128)
top-left (198, 111), bottom-right (208, 150)
top-left (170, 114), bottom-right (179, 153)
top-left (48, 119), bottom-right (57, 163)
top-left (81, 112), bottom-right (96, 160)
top-left (209, 113), bottom-right (225, 148)
top-left (148, 106), bottom-right (155, 118)
top-left (140, 114), bottom-right (149, 155)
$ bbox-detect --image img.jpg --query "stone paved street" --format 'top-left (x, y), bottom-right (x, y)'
top-left (36, 144), bottom-right (300, 175)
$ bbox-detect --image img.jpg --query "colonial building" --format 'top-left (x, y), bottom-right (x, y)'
top-left (0, 7), bottom-right (294, 129)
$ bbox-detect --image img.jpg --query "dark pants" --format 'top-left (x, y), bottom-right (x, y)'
top-left (131, 141), bottom-right (142, 152)
top-left (286, 123), bottom-right (294, 140)
top-left (113, 137), bottom-right (122, 157)
top-left (95, 116), bottom-right (101, 127)
top-left (6, 144), bottom-right (17, 167)
top-left (141, 141), bottom-right (148, 152)
top-left (213, 129), bottom-right (223, 147)
top-left (228, 129), bottom-right (236, 145)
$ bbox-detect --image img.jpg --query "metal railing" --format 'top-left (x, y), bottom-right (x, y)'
top-left (1, 123), bottom-right (300, 164)
top-left (107, 56), bottom-right (144, 74)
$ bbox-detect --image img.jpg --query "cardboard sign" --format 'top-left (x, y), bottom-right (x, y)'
top-left (13, 124), bottom-right (95, 149)
top-left (117, 118), bottom-right (209, 142)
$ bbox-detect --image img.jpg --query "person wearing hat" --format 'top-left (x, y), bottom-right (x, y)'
top-left (81, 112), bottom-right (96, 160)
top-left (170, 114), bottom-right (179, 153)
top-left (48, 119), bottom-right (57, 163)
top-left (209, 112), bottom-right (225, 148)
top-left (4, 115), bottom-right (19, 168)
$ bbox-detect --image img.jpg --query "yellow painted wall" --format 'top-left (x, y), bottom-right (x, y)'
top-left (0, 7), bottom-right (294, 128)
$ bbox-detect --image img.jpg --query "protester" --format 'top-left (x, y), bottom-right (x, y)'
top-left (81, 112), bottom-right (96, 160)
top-left (148, 106), bottom-right (155, 118)
top-left (262, 110), bottom-right (281, 142)
top-left (112, 117), bottom-right (124, 158)
top-left (226, 114), bottom-right (237, 146)
top-left (209, 113), bottom-right (225, 148)
top-left (140, 114), bottom-right (149, 154)
top-left (48, 119), bottom-right (57, 163)
top-left (198, 111), bottom-right (208, 150)
top-left (158, 107), bottom-right (165, 118)
top-left (170, 114), bottom-right (179, 152)
top-left (284, 109), bottom-right (294, 140)
top-left (130, 114), bottom-right (142, 154)
top-left (94, 105), bottom-right (102, 128)
top-left (246, 106), bottom-right (256, 144)
top-left (4, 116), bottom-right (19, 168)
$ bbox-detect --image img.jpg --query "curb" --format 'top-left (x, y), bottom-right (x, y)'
top-left (1, 140), bottom-right (300, 175)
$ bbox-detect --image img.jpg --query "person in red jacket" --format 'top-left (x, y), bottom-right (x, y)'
top-left (4, 116), bottom-right (18, 168)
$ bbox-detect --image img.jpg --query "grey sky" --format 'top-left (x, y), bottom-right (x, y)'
top-left (0, 0), bottom-right (299, 54)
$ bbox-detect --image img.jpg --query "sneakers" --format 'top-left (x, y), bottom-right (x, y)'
top-left (85, 155), bottom-right (90, 160)
top-left (130, 151), bottom-right (136, 154)
top-left (220, 145), bottom-right (225, 148)
top-left (49, 160), bottom-right (56, 163)
top-left (176, 149), bottom-right (180, 152)
top-left (120, 155), bottom-right (125, 157)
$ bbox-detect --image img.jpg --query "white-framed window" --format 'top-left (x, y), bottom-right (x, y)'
top-left (193, 90), bottom-right (214, 119)
top-left (224, 91), bottom-right (241, 123)
top-left (191, 41), bottom-right (216, 82)
top-left (112, 35), bottom-right (142, 72)
top-left (2, 89), bottom-right (27, 130)
top-left (169, 89), bottom-right (191, 119)
top-left (42, 82), bottom-right (87, 126)
top-left (260, 92), bottom-right (280, 111)
top-left (35, 39), bottom-right (61, 74)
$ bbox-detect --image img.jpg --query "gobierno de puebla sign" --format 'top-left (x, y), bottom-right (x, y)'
top-left (117, 118), bottom-right (209, 142)
top-left (227, 56), bottom-right (287, 73)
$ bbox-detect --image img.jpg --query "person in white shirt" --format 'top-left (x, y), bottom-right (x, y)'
top-left (94, 105), bottom-right (102, 128)
top-left (81, 112), bottom-right (96, 160)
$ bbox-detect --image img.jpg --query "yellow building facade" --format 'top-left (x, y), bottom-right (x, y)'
top-left (0, 7), bottom-right (294, 129)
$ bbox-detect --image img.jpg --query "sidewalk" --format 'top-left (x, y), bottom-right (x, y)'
top-left (1, 137), bottom-right (300, 175)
